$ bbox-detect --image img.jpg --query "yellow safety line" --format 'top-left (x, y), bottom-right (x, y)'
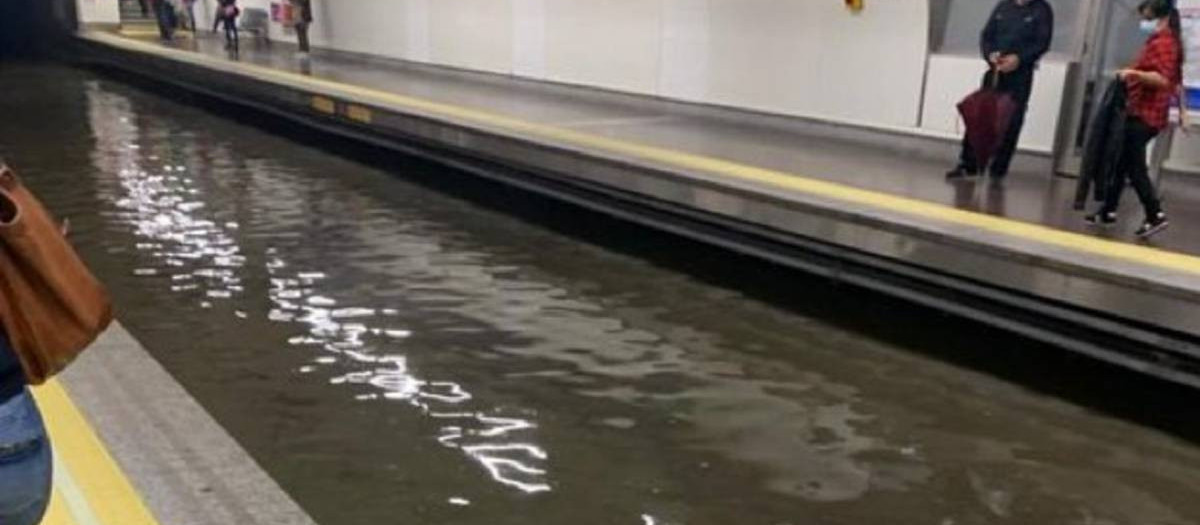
top-left (41, 487), bottom-right (78, 525)
top-left (31, 381), bottom-right (160, 525)
top-left (90, 31), bottom-right (1200, 278)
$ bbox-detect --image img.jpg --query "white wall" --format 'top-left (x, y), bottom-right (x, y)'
top-left (76, 0), bottom-right (120, 25)
top-left (233, 0), bottom-right (932, 130)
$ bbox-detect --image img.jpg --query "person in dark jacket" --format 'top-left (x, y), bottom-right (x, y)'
top-left (947, 0), bottom-right (1054, 181)
top-left (290, 0), bottom-right (313, 56)
top-left (1084, 0), bottom-right (1182, 238)
top-left (0, 333), bottom-right (53, 525)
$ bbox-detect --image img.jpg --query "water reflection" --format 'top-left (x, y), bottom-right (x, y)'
top-left (81, 75), bottom-right (928, 505)
top-left (265, 251), bottom-right (551, 493)
top-left (83, 77), bottom-right (909, 503)
top-left (85, 81), bottom-right (247, 306)
top-left (85, 82), bottom-right (551, 495)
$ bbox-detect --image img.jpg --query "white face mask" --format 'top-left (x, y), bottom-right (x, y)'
top-left (1140, 19), bottom-right (1160, 35)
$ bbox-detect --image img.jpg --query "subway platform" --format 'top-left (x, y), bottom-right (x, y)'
top-left (69, 28), bottom-right (1200, 387)
top-left (33, 324), bottom-right (314, 525)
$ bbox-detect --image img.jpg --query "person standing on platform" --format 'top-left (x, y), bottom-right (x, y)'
top-left (214, 0), bottom-right (240, 50)
top-left (946, 0), bottom-right (1054, 182)
top-left (290, 0), bottom-right (313, 57)
top-left (151, 0), bottom-right (176, 41)
top-left (181, 0), bottom-right (197, 31)
top-left (1085, 0), bottom-right (1182, 238)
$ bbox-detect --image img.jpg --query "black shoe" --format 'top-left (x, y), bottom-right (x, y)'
top-left (946, 166), bottom-right (979, 180)
top-left (1135, 212), bottom-right (1169, 239)
top-left (1085, 211), bottom-right (1118, 227)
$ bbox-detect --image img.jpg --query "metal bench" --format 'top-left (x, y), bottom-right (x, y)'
top-left (238, 7), bottom-right (270, 46)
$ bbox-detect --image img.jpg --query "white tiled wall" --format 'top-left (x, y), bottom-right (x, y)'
top-left (78, 0), bottom-right (120, 25)
top-left (705, 0), bottom-right (819, 119)
top-left (190, 1), bottom-right (935, 129)
top-left (430, 0), bottom-right (512, 74)
top-left (659, 0), bottom-right (709, 103)
top-left (511, 0), bottom-right (546, 78)
top-left (544, 0), bottom-right (661, 94)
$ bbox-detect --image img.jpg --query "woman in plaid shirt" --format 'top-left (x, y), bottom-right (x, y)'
top-left (1086, 0), bottom-right (1183, 238)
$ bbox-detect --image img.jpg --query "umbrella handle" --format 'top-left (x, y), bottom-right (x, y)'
top-left (990, 67), bottom-right (1001, 89)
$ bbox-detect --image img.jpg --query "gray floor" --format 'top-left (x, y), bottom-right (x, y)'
top-left (161, 33), bottom-right (1200, 254)
top-left (61, 324), bottom-right (316, 525)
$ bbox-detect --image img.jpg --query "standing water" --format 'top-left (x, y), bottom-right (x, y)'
top-left (3, 63), bottom-right (1200, 525)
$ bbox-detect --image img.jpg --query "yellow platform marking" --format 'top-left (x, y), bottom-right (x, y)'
top-left (118, 28), bottom-right (192, 39)
top-left (310, 96), bottom-right (336, 115)
top-left (42, 488), bottom-right (76, 525)
top-left (346, 104), bottom-right (373, 124)
top-left (32, 381), bottom-right (160, 525)
top-left (91, 31), bottom-right (1200, 278)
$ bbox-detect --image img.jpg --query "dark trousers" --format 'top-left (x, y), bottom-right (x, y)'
top-left (184, 2), bottom-right (195, 30)
top-left (154, 1), bottom-right (174, 40)
top-left (1103, 117), bottom-right (1162, 218)
top-left (958, 68), bottom-right (1034, 177)
top-left (222, 17), bottom-right (238, 48)
top-left (295, 21), bottom-right (310, 52)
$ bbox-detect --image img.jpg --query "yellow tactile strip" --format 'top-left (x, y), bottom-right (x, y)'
top-left (32, 381), bottom-right (160, 525)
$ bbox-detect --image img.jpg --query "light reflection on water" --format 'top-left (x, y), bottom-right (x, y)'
top-left (266, 251), bottom-right (551, 494)
top-left (85, 82), bottom-right (552, 495)
top-left (84, 76), bottom-right (916, 504)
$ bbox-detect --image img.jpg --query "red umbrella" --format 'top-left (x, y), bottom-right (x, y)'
top-left (957, 72), bottom-right (1018, 169)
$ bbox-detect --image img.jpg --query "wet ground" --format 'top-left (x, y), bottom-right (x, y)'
top-left (4, 62), bottom-right (1200, 525)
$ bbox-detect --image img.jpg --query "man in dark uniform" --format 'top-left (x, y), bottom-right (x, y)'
top-left (947, 0), bottom-right (1054, 181)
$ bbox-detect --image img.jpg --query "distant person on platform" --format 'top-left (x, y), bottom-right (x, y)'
top-left (1084, 0), bottom-right (1183, 238)
top-left (289, 0), bottom-right (313, 57)
top-left (946, 0), bottom-right (1054, 182)
top-left (213, 0), bottom-right (240, 50)
top-left (182, 0), bottom-right (197, 31)
top-left (151, 0), bottom-right (176, 41)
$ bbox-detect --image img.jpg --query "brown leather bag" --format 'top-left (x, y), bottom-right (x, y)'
top-left (0, 165), bottom-right (113, 385)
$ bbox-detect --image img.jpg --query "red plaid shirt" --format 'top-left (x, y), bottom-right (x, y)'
top-left (1126, 30), bottom-right (1181, 130)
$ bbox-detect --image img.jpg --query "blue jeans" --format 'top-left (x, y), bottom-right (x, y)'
top-left (0, 389), bottom-right (52, 525)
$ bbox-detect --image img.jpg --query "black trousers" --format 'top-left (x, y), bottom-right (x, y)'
top-left (154, 0), bottom-right (174, 40)
top-left (958, 68), bottom-right (1034, 177)
top-left (295, 21), bottom-right (310, 52)
top-left (222, 17), bottom-right (238, 47)
top-left (1103, 117), bottom-right (1162, 218)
